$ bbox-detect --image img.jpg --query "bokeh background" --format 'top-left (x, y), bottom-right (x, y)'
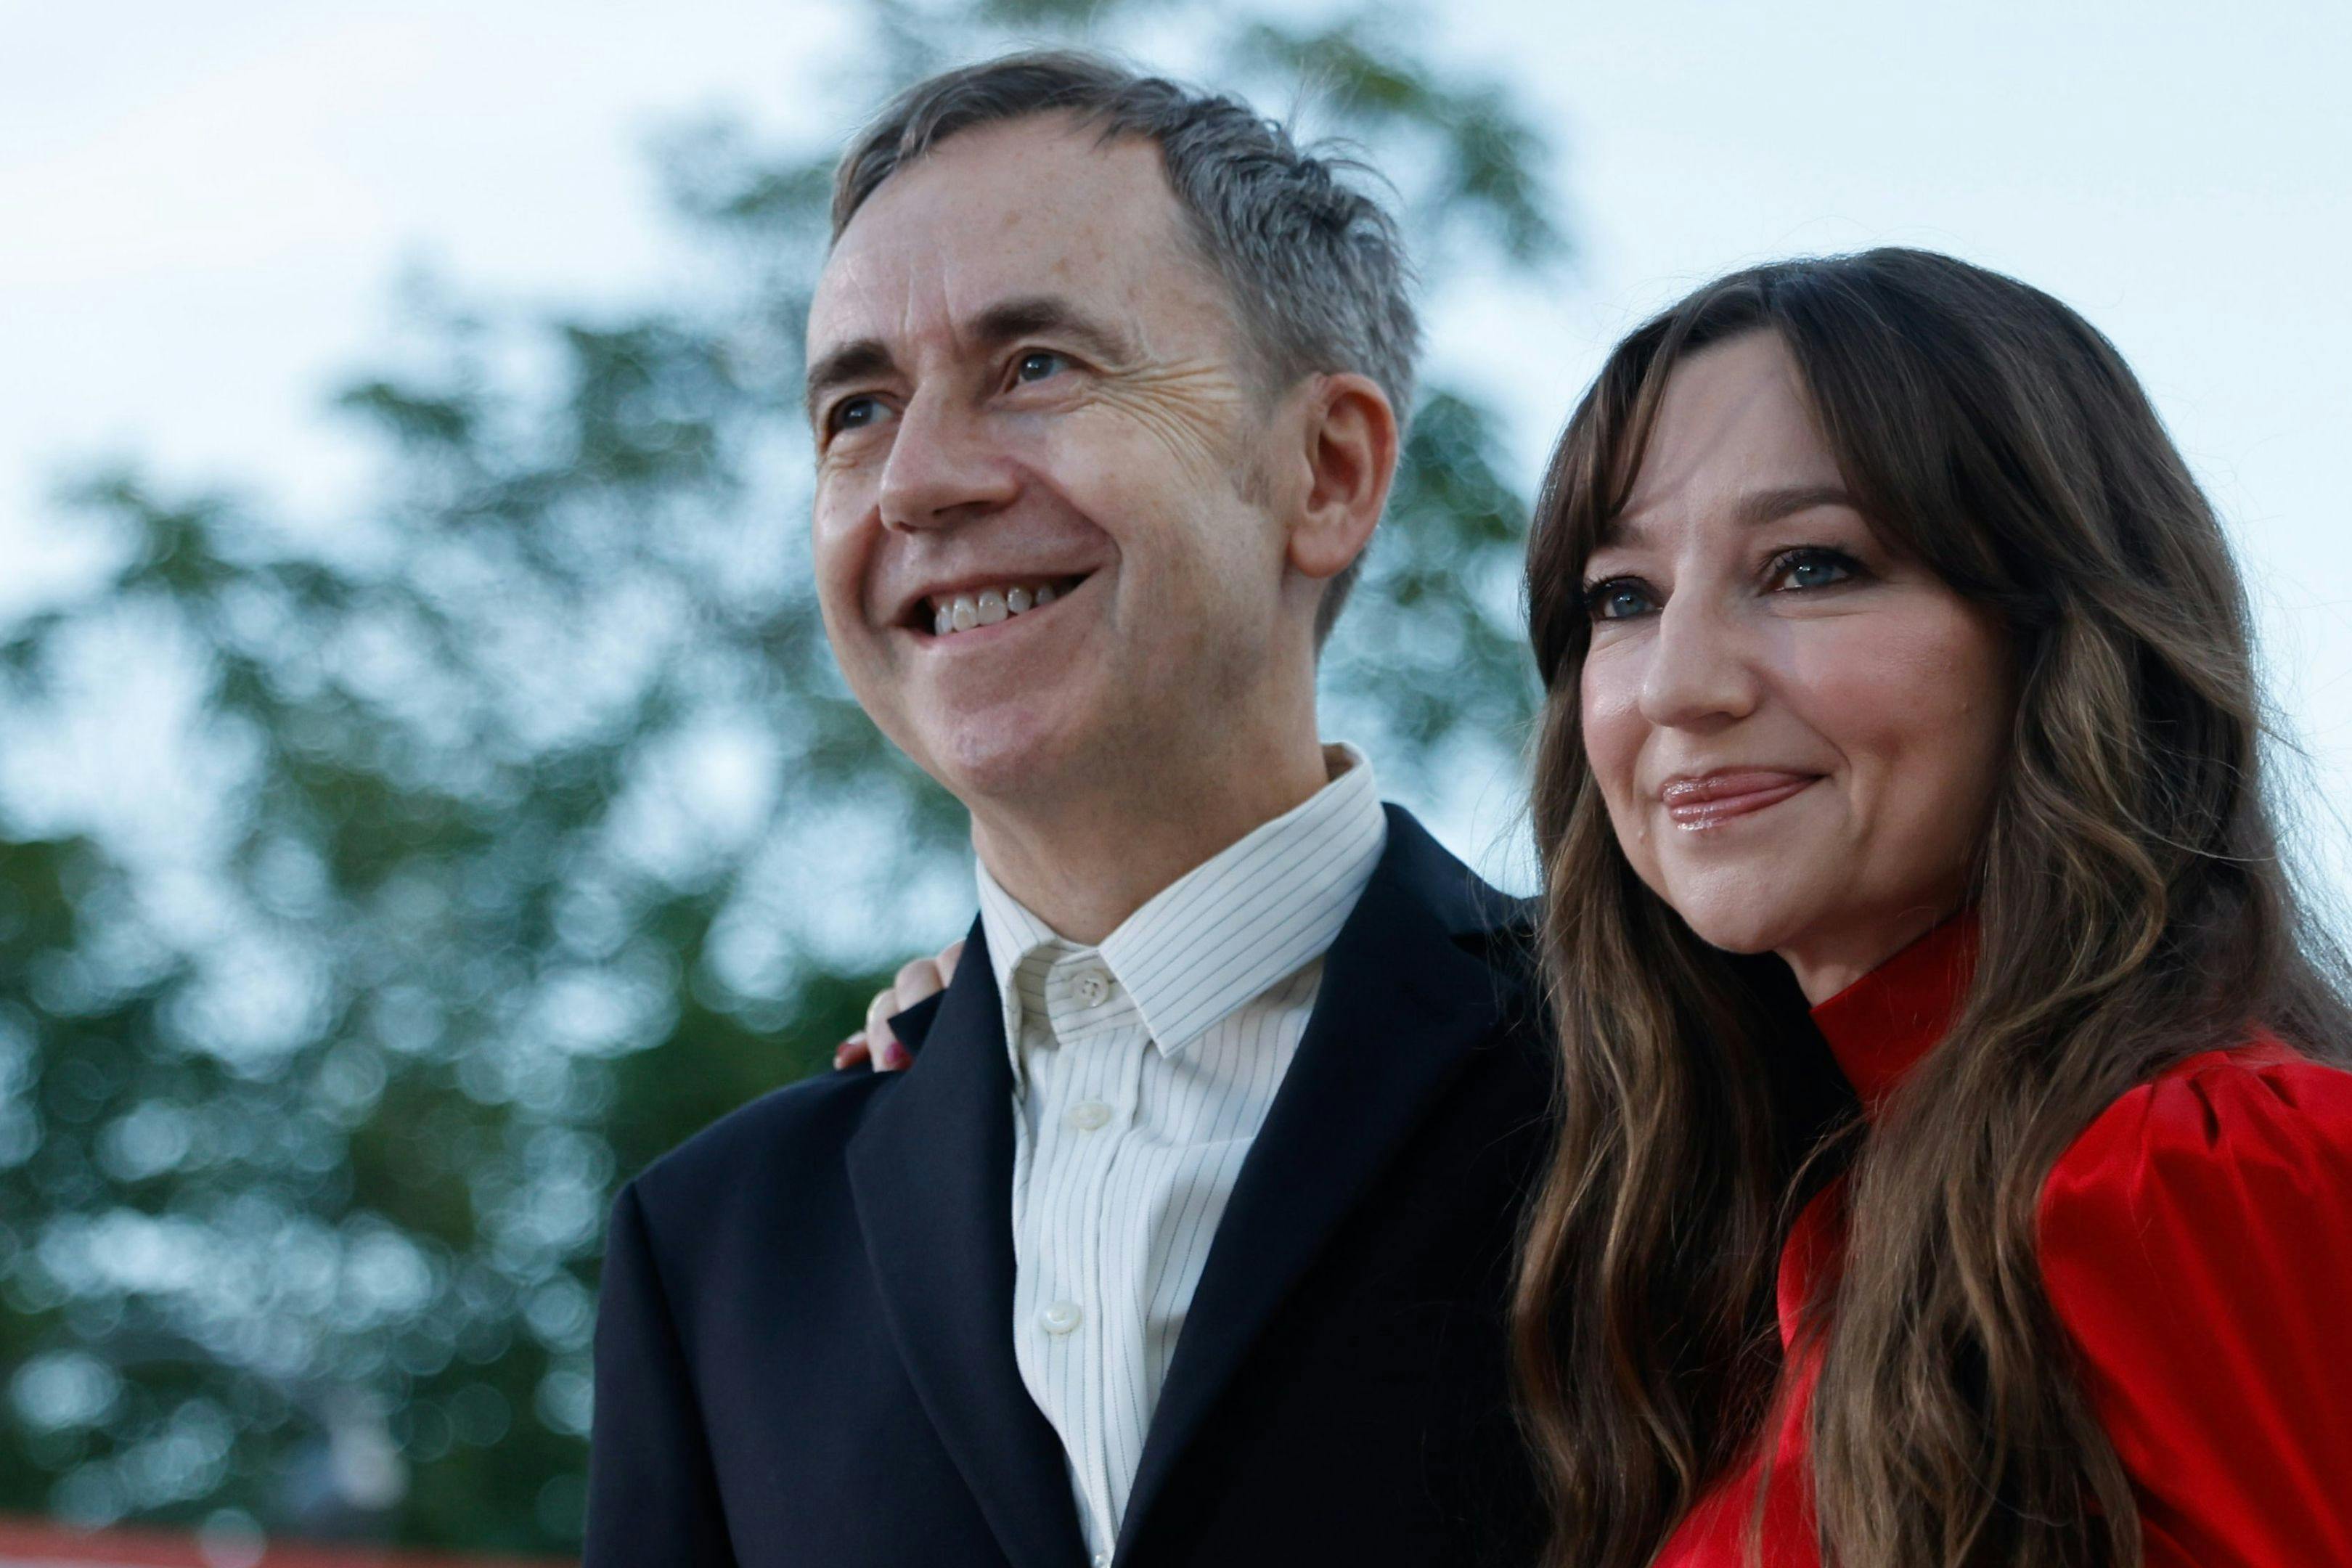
top-left (2, 0), bottom-right (2346, 1554)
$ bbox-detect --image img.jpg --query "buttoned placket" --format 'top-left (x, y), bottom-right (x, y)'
top-left (1023, 950), bottom-right (1149, 1559)
top-left (981, 740), bottom-right (1389, 1568)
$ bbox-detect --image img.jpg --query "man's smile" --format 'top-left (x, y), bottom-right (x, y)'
top-left (905, 571), bottom-right (1095, 637)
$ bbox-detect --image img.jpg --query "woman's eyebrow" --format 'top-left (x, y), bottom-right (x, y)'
top-left (1592, 510), bottom-right (1647, 550)
top-left (1733, 483), bottom-right (1858, 528)
top-left (1595, 483), bottom-right (1859, 552)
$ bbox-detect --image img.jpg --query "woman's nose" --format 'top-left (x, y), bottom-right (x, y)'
top-left (1638, 595), bottom-right (1763, 730)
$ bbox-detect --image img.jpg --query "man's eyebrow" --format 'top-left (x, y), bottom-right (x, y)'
top-left (970, 295), bottom-right (1139, 367)
top-left (804, 339), bottom-right (897, 426)
top-left (803, 298), bottom-right (1141, 427)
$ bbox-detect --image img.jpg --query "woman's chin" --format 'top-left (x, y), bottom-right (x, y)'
top-left (1668, 897), bottom-right (1802, 960)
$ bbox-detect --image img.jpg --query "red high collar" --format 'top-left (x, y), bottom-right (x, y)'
top-left (1806, 915), bottom-right (1979, 1111)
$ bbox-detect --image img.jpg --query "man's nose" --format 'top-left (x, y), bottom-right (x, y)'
top-left (1638, 594), bottom-right (1763, 730)
top-left (876, 393), bottom-right (1018, 532)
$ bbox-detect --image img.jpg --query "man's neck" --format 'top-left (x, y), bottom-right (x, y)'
top-left (970, 735), bottom-right (1337, 945)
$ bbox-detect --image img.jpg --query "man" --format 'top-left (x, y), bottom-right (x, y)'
top-left (586, 50), bottom-right (1552, 1568)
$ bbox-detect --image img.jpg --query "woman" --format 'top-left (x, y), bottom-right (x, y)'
top-left (846, 248), bottom-right (2352, 1566)
top-left (1515, 248), bottom-right (2352, 1567)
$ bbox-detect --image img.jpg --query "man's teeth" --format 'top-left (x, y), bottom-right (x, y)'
top-left (929, 583), bottom-right (1063, 637)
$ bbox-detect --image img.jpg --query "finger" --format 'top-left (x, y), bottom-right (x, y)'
top-left (938, 939), bottom-right (965, 987)
top-left (892, 955), bottom-right (945, 1012)
top-left (835, 1032), bottom-right (873, 1071)
top-left (865, 987), bottom-right (898, 1053)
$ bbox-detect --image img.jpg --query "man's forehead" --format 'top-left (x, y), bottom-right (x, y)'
top-left (810, 120), bottom-right (1198, 346)
top-left (840, 116), bottom-right (1177, 248)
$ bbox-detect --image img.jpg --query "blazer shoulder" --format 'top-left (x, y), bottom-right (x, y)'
top-left (629, 1062), bottom-right (894, 1219)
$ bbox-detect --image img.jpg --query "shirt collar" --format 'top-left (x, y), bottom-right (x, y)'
top-left (975, 742), bottom-right (1387, 1064)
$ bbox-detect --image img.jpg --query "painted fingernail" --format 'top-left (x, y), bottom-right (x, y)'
top-left (881, 1039), bottom-right (912, 1071)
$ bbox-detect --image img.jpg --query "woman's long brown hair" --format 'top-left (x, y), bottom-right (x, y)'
top-left (1512, 248), bottom-right (2352, 1568)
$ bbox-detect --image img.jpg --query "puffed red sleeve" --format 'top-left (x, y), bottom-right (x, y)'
top-left (2038, 1042), bottom-right (2352, 1568)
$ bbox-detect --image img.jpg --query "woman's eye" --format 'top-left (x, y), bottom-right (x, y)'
top-left (1013, 351), bottom-right (1067, 384)
top-left (1768, 547), bottom-right (1861, 592)
top-left (1581, 578), bottom-right (1658, 621)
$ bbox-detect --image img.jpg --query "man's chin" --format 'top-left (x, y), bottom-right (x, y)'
top-left (920, 715), bottom-right (1093, 809)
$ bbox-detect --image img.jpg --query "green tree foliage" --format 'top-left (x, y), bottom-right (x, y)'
top-left (0, 0), bottom-right (1560, 1551)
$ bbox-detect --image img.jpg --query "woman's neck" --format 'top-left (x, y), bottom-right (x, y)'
top-left (1776, 902), bottom-right (1962, 1006)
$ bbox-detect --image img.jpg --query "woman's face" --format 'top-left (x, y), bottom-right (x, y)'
top-left (1576, 331), bottom-right (2012, 1002)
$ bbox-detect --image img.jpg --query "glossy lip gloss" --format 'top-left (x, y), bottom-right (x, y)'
top-left (1659, 769), bottom-right (1820, 830)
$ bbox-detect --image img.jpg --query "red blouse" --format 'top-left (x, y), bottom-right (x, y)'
top-left (1653, 919), bottom-right (2352, 1567)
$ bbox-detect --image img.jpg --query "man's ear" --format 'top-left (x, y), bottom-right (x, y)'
top-left (1285, 372), bottom-right (1399, 584)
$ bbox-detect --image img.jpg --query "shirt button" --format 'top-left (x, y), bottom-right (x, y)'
top-left (1074, 968), bottom-right (1111, 1006)
top-left (1040, 1301), bottom-right (1083, 1336)
top-left (1066, 1100), bottom-right (1113, 1132)
top-left (1093, 1554), bottom-right (1111, 1568)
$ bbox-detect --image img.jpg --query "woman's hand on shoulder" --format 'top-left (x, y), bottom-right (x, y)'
top-left (835, 940), bottom-right (964, 1073)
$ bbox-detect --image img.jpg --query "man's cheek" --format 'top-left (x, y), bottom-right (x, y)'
top-left (1044, 404), bottom-right (1229, 509)
top-left (812, 518), bottom-right (882, 633)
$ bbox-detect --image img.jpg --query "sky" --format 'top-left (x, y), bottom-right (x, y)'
top-left (4, 0), bottom-right (2349, 896)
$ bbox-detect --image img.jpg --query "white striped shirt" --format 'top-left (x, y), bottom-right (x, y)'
top-left (973, 743), bottom-right (1388, 1565)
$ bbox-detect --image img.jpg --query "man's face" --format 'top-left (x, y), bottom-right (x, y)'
top-left (807, 116), bottom-right (1296, 811)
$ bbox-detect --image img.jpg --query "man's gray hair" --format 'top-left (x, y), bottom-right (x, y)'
top-left (830, 49), bottom-right (1420, 643)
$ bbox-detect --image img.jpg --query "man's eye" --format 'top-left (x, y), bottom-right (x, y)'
top-left (1581, 578), bottom-right (1657, 621)
top-left (1013, 351), bottom-right (1068, 384)
top-left (828, 396), bottom-right (883, 437)
top-left (1767, 547), bottom-right (1861, 592)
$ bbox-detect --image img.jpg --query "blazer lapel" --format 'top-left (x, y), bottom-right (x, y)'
top-left (846, 923), bottom-right (1089, 1568)
top-left (1114, 809), bottom-right (1531, 1559)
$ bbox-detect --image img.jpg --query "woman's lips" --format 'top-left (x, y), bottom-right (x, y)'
top-left (1658, 769), bottom-right (1821, 829)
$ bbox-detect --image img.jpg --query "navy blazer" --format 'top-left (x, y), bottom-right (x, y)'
top-left (585, 806), bottom-right (1554, 1567)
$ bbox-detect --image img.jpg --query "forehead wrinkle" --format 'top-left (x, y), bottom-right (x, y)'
top-left (807, 248), bottom-right (978, 390)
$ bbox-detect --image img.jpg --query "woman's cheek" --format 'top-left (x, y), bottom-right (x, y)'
top-left (1787, 600), bottom-right (2009, 885)
top-left (1580, 648), bottom-right (1653, 853)
top-left (1784, 606), bottom-right (1933, 737)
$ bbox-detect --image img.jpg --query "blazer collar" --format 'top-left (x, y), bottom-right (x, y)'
top-left (862, 806), bottom-right (1531, 1568)
top-left (1114, 804), bottom-right (1532, 1559)
top-left (845, 923), bottom-right (1090, 1568)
